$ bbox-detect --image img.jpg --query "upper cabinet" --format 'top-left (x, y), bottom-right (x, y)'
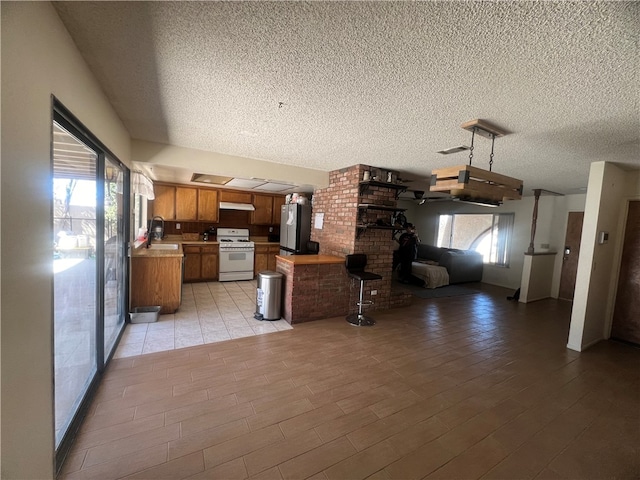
top-left (251, 194), bottom-right (287, 225)
top-left (251, 194), bottom-right (274, 225)
top-left (219, 190), bottom-right (252, 203)
top-left (175, 187), bottom-right (197, 221)
top-left (152, 182), bottom-right (286, 225)
top-left (198, 189), bottom-right (219, 222)
top-left (272, 195), bottom-right (286, 224)
top-left (153, 184), bottom-right (176, 219)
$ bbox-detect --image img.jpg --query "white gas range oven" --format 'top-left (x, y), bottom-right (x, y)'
top-left (217, 228), bottom-right (255, 281)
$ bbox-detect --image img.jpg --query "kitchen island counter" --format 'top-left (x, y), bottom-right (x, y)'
top-left (276, 254), bottom-right (349, 324)
top-left (276, 254), bottom-right (344, 265)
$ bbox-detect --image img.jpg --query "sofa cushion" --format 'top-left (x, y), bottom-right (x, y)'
top-left (416, 244), bottom-right (446, 262)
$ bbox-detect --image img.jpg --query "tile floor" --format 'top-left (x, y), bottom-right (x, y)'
top-left (115, 280), bottom-right (293, 358)
top-left (62, 284), bottom-right (640, 479)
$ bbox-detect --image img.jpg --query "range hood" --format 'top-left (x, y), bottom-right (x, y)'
top-left (219, 201), bottom-right (255, 211)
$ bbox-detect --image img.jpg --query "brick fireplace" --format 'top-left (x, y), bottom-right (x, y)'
top-left (311, 164), bottom-right (411, 315)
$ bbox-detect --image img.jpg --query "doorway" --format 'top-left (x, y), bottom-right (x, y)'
top-left (611, 200), bottom-right (640, 345)
top-left (558, 211), bottom-right (584, 301)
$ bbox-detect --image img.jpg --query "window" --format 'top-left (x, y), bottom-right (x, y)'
top-left (437, 213), bottom-right (515, 266)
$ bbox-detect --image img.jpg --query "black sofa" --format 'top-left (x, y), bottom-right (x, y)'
top-left (415, 244), bottom-right (483, 284)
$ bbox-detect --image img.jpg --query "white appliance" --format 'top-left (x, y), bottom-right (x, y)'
top-left (217, 228), bottom-right (255, 281)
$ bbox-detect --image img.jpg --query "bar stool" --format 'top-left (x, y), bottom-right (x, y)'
top-left (345, 254), bottom-right (382, 326)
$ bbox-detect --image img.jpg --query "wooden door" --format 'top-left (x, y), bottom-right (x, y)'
top-left (254, 245), bottom-right (269, 275)
top-left (251, 194), bottom-right (274, 225)
top-left (272, 196), bottom-right (286, 225)
top-left (201, 246), bottom-right (218, 280)
top-left (175, 187), bottom-right (197, 220)
top-left (219, 190), bottom-right (252, 203)
top-left (153, 185), bottom-right (175, 220)
top-left (198, 189), bottom-right (219, 222)
top-left (559, 211), bottom-right (584, 301)
top-left (267, 245), bottom-right (279, 270)
top-left (611, 200), bottom-right (640, 345)
top-left (183, 246), bottom-right (201, 282)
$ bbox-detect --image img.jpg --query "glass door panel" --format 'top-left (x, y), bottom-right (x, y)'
top-left (104, 158), bottom-right (126, 360)
top-left (53, 121), bottom-right (98, 447)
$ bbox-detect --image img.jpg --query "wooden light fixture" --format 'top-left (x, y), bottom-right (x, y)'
top-left (430, 119), bottom-right (523, 206)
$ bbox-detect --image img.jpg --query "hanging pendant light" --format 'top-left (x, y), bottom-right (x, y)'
top-left (429, 119), bottom-right (523, 206)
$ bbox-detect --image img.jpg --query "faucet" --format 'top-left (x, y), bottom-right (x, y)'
top-left (147, 216), bottom-right (165, 248)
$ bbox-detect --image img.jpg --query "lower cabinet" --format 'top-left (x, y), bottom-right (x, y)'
top-left (183, 245), bottom-right (219, 282)
top-left (131, 256), bottom-right (182, 314)
top-left (254, 244), bottom-right (280, 275)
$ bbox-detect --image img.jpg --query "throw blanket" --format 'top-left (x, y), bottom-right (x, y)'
top-left (412, 262), bottom-right (450, 289)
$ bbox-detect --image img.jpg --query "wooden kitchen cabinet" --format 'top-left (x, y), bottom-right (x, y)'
top-left (183, 246), bottom-right (202, 282)
top-left (153, 184), bottom-right (176, 219)
top-left (251, 194), bottom-right (274, 225)
top-left (198, 189), bottom-right (219, 222)
top-left (255, 244), bottom-right (280, 274)
top-left (254, 245), bottom-right (269, 274)
top-left (267, 244), bottom-right (279, 270)
top-left (201, 246), bottom-right (218, 279)
top-left (219, 190), bottom-right (252, 203)
top-left (272, 195), bottom-right (286, 225)
top-left (183, 244), bottom-right (219, 282)
top-left (175, 187), bottom-right (197, 220)
top-left (131, 256), bottom-right (182, 314)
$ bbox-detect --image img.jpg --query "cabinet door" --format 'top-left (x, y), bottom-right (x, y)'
top-left (183, 246), bottom-right (201, 282)
top-left (267, 245), bottom-right (280, 271)
top-left (175, 187), bottom-right (198, 221)
top-left (153, 185), bottom-right (176, 220)
top-left (219, 190), bottom-right (252, 203)
top-left (198, 189), bottom-right (219, 222)
top-left (251, 194), bottom-right (273, 225)
top-left (201, 246), bottom-right (218, 280)
top-left (254, 245), bottom-right (269, 274)
top-left (272, 196), bottom-right (286, 225)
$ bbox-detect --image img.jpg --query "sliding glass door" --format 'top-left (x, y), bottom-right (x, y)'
top-left (53, 121), bottom-right (98, 447)
top-left (52, 103), bottom-right (129, 466)
top-left (104, 157), bottom-right (126, 361)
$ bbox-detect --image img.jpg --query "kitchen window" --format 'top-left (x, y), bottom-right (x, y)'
top-left (437, 213), bottom-right (514, 267)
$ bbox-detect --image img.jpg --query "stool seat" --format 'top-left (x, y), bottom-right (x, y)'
top-left (348, 271), bottom-right (382, 282)
top-left (345, 254), bottom-right (381, 327)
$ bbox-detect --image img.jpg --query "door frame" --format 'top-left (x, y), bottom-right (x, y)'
top-left (53, 98), bottom-right (131, 472)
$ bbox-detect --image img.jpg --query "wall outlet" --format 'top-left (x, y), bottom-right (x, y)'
top-left (176, 223), bottom-right (181, 230)
top-left (269, 226), bottom-right (273, 232)
top-left (371, 290), bottom-right (378, 295)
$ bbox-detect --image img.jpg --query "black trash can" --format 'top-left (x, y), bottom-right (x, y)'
top-left (254, 271), bottom-right (283, 321)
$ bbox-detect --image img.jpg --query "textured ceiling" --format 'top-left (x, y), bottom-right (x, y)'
top-left (54, 1), bottom-right (639, 195)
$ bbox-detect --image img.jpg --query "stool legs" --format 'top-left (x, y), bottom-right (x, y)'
top-left (346, 279), bottom-right (375, 326)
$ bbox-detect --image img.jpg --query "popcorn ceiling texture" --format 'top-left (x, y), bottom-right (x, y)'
top-left (54, 1), bottom-right (639, 195)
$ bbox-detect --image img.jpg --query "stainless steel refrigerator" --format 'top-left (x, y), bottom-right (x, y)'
top-left (279, 203), bottom-right (312, 255)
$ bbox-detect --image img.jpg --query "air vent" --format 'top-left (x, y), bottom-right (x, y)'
top-left (437, 145), bottom-right (470, 155)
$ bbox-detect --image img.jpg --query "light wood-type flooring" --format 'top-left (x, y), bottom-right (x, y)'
top-left (60, 284), bottom-right (639, 479)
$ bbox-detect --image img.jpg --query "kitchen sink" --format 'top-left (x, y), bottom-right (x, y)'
top-left (148, 243), bottom-right (179, 250)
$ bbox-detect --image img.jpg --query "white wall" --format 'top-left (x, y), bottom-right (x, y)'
top-left (1, 3), bottom-right (131, 478)
top-left (568, 163), bottom-right (640, 351)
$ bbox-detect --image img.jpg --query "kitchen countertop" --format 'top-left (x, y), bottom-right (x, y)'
top-left (276, 254), bottom-right (344, 265)
top-left (132, 235), bottom-right (279, 256)
top-left (131, 243), bottom-right (184, 258)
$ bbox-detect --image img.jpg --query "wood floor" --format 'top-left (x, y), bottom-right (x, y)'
top-left (60, 284), bottom-right (640, 479)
